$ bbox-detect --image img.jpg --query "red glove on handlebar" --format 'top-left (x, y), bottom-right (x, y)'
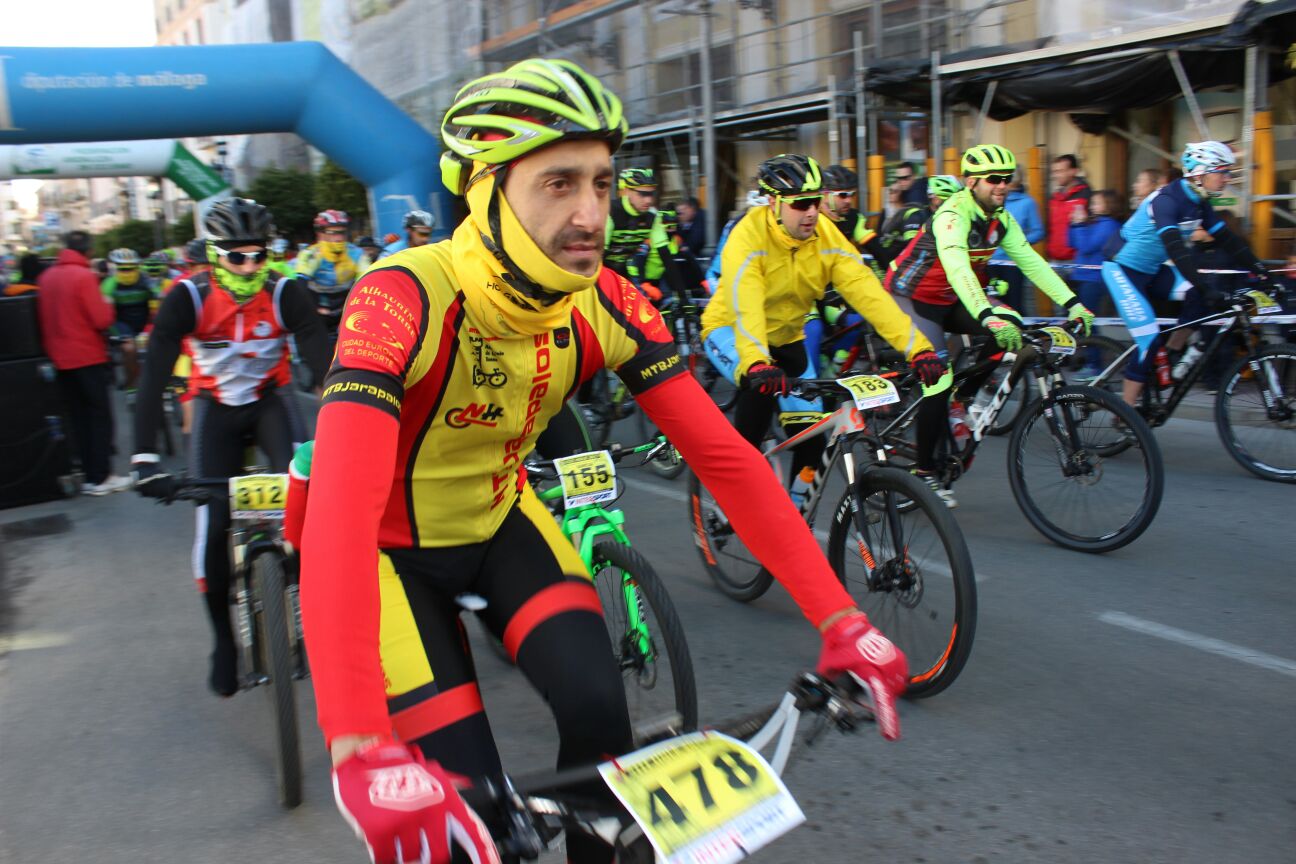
top-left (745, 362), bottom-right (789, 396)
top-left (909, 350), bottom-right (947, 388)
top-left (333, 741), bottom-right (501, 864)
top-left (816, 612), bottom-right (908, 741)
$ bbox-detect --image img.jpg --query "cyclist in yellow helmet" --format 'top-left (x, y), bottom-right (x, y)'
top-left (293, 60), bottom-right (911, 864)
top-left (885, 144), bottom-right (1093, 506)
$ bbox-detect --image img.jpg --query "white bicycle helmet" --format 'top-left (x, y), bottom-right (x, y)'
top-left (745, 189), bottom-right (770, 209)
top-left (108, 248), bottom-right (140, 266)
top-left (1181, 141), bottom-right (1235, 177)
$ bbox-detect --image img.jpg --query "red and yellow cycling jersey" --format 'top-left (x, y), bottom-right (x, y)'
top-left (323, 241), bottom-right (683, 548)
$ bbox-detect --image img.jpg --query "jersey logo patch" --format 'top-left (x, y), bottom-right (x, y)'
top-left (554, 327), bottom-right (571, 349)
top-left (252, 320), bottom-right (273, 338)
top-left (468, 330), bottom-right (508, 388)
top-left (445, 403), bottom-right (504, 429)
top-left (345, 310), bottom-right (405, 350)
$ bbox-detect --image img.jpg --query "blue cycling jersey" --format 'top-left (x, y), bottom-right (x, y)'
top-left (380, 239), bottom-right (407, 259)
top-left (1114, 179), bottom-right (1224, 274)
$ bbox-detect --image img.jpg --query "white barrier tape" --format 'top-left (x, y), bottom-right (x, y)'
top-left (1023, 315), bottom-right (1296, 325)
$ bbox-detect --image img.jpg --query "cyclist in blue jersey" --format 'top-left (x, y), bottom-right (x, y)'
top-left (379, 209), bottom-right (435, 258)
top-left (1107, 141), bottom-right (1274, 407)
top-left (294, 210), bottom-right (371, 345)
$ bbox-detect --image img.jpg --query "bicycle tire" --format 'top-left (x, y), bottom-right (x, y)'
top-left (592, 541), bottom-right (699, 737)
top-left (689, 332), bottom-right (738, 412)
top-left (827, 466), bottom-right (976, 698)
top-left (1214, 343), bottom-right (1296, 483)
top-left (635, 412), bottom-right (686, 480)
top-left (1007, 385), bottom-right (1163, 553)
top-left (252, 552), bottom-right (303, 808)
top-left (687, 469), bottom-right (774, 601)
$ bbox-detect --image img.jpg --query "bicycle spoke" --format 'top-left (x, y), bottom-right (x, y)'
top-left (1219, 351), bottom-right (1296, 480)
top-left (1013, 393), bottom-right (1159, 548)
top-left (840, 493), bottom-right (962, 687)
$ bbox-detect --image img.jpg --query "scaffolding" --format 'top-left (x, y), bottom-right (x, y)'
top-left (461, 0), bottom-right (1290, 253)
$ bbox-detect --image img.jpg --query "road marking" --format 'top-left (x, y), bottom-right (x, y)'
top-left (0, 631), bottom-right (73, 653)
top-left (1099, 611), bottom-right (1296, 678)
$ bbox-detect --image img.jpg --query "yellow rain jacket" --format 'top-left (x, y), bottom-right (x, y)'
top-left (701, 206), bottom-right (932, 382)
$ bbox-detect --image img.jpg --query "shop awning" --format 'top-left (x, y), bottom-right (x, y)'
top-left (867, 0), bottom-right (1296, 120)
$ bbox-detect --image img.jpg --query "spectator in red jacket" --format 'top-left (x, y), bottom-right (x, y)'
top-left (36, 231), bottom-right (131, 496)
top-left (1047, 154), bottom-right (1092, 260)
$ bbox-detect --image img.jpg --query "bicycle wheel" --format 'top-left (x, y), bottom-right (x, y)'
top-left (689, 332), bottom-right (737, 412)
top-left (1008, 385), bottom-right (1163, 553)
top-left (635, 412), bottom-right (686, 480)
top-left (1214, 343), bottom-right (1296, 483)
top-left (252, 551), bottom-right (303, 808)
top-left (1058, 334), bottom-right (1129, 396)
top-left (827, 466), bottom-right (977, 698)
top-left (687, 469), bottom-right (774, 601)
top-left (591, 541), bottom-right (698, 738)
top-left (952, 343), bottom-right (1025, 436)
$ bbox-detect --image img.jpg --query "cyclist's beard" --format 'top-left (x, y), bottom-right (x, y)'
top-left (456, 166), bottom-right (597, 337)
top-left (540, 225), bottom-right (603, 277)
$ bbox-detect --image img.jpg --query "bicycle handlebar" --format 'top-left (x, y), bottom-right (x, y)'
top-left (525, 435), bottom-right (675, 479)
top-left (459, 671), bottom-right (874, 858)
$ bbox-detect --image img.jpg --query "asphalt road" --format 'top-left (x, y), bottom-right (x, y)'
top-left (2, 395), bottom-right (1293, 864)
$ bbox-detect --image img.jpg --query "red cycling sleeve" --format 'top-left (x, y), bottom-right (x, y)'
top-left (300, 400), bottom-right (400, 745)
top-left (299, 267), bottom-right (425, 746)
top-left (636, 373), bottom-right (855, 629)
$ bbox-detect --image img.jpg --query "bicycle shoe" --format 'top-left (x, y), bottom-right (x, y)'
top-left (911, 469), bottom-right (957, 509)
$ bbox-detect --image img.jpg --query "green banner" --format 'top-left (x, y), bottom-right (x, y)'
top-left (166, 141), bottom-right (229, 200)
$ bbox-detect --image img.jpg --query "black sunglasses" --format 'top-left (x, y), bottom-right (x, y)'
top-left (895, 174), bottom-right (914, 181)
top-left (213, 246), bottom-right (268, 265)
top-left (980, 174), bottom-right (1014, 186)
top-left (785, 196), bottom-right (820, 212)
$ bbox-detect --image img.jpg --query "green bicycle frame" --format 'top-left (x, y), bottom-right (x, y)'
top-left (535, 441), bottom-right (664, 663)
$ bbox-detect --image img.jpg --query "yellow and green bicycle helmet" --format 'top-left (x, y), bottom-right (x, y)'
top-left (960, 144), bottom-right (1016, 177)
top-left (618, 167), bottom-right (656, 190)
top-left (440, 58), bottom-right (628, 196)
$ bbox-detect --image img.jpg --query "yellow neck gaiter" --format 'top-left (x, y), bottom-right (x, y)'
top-left (116, 269), bottom-right (141, 286)
top-left (319, 241), bottom-right (357, 286)
top-left (455, 169), bottom-right (595, 338)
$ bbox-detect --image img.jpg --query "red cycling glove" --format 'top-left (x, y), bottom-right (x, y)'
top-left (816, 612), bottom-right (908, 741)
top-left (332, 740), bottom-right (501, 864)
top-left (745, 362), bottom-right (789, 396)
top-left (909, 350), bottom-right (948, 388)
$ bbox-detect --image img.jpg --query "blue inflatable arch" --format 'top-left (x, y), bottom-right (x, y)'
top-left (0, 44), bottom-right (449, 239)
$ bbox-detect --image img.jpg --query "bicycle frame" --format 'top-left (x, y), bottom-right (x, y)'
top-left (762, 399), bottom-right (881, 526)
top-left (1092, 303), bottom-right (1270, 426)
top-left (536, 481), bottom-right (650, 663)
top-left (878, 344), bottom-right (1046, 466)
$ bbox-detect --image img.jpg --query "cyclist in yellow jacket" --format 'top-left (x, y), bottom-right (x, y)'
top-left (701, 153), bottom-right (948, 487)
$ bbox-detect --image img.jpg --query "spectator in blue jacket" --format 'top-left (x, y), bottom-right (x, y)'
top-left (1068, 189), bottom-right (1123, 315)
top-left (987, 179), bottom-right (1045, 313)
top-left (1067, 189), bottom-right (1124, 375)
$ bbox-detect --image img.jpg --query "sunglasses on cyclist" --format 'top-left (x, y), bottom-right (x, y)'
top-left (895, 173), bottom-right (914, 181)
top-left (320, 228), bottom-right (347, 236)
top-left (784, 195), bottom-right (821, 211)
top-left (212, 246), bottom-right (268, 265)
top-left (979, 174), bottom-right (1014, 186)
top-left (832, 191), bottom-right (855, 198)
